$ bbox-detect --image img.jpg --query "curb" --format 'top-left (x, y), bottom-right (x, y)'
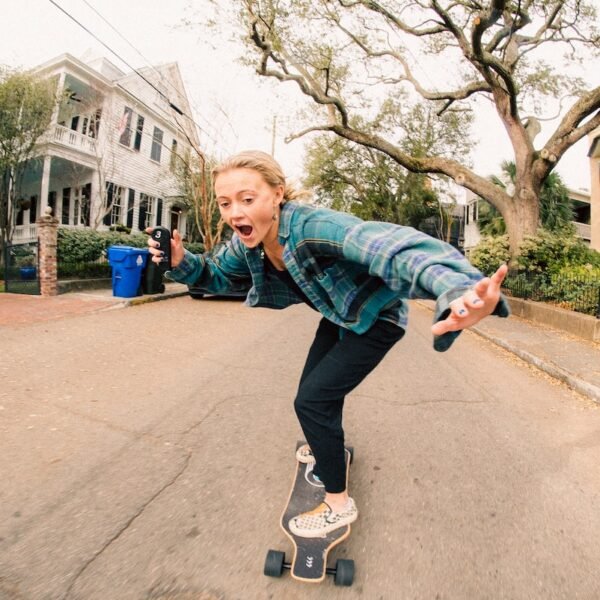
top-left (469, 326), bottom-right (600, 403)
top-left (415, 300), bottom-right (600, 403)
top-left (128, 290), bottom-right (190, 306)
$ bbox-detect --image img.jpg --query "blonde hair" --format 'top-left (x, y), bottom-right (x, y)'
top-left (212, 150), bottom-right (311, 203)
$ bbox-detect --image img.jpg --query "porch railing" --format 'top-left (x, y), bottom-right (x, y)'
top-left (573, 221), bottom-right (591, 241)
top-left (12, 224), bottom-right (38, 243)
top-left (53, 124), bottom-right (97, 155)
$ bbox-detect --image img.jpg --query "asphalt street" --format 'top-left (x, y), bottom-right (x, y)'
top-left (1, 297), bottom-right (599, 600)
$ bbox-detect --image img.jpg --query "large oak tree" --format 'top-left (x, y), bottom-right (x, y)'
top-left (225, 0), bottom-right (600, 256)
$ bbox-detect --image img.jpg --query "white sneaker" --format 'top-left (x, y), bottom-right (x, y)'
top-left (289, 498), bottom-right (358, 538)
top-left (304, 461), bottom-right (324, 488)
top-left (295, 444), bottom-right (315, 464)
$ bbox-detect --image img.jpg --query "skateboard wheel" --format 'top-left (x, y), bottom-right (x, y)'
top-left (334, 558), bottom-right (355, 586)
top-left (264, 549), bottom-right (285, 578)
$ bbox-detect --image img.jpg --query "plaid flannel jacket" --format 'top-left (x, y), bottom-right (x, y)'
top-left (167, 202), bottom-right (509, 351)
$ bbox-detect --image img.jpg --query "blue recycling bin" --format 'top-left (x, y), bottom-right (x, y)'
top-left (107, 246), bottom-right (150, 298)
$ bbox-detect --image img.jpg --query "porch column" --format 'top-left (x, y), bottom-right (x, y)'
top-left (40, 155), bottom-right (52, 214)
top-left (51, 72), bottom-right (67, 126)
top-left (37, 207), bottom-right (59, 296)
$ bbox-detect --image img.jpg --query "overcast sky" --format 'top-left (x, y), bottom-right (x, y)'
top-left (0, 0), bottom-right (596, 194)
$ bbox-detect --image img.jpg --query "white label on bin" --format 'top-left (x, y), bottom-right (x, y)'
top-left (137, 255), bottom-right (143, 266)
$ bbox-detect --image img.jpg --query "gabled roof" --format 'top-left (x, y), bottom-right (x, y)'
top-left (32, 52), bottom-right (201, 148)
top-left (115, 61), bottom-right (200, 147)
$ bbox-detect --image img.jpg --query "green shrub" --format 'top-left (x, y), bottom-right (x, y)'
top-left (58, 228), bottom-right (106, 263)
top-left (517, 229), bottom-right (599, 274)
top-left (58, 227), bottom-right (148, 264)
top-left (469, 235), bottom-right (510, 275)
top-left (57, 227), bottom-right (149, 278)
top-left (183, 241), bottom-right (205, 255)
top-left (547, 264), bottom-right (600, 315)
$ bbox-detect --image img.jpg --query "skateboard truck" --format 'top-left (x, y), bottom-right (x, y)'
top-left (264, 549), bottom-right (355, 586)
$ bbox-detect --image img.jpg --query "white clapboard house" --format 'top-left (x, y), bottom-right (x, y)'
top-left (13, 51), bottom-right (198, 242)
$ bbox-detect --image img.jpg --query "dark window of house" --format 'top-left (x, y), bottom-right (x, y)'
top-left (127, 189), bottom-right (135, 229)
top-left (70, 116), bottom-right (79, 132)
top-left (104, 182), bottom-right (114, 226)
top-left (81, 183), bottom-right (91, 226)
top-left (110, 186), bottom-right (122, 225)
top-left (82, 117), bottom-right (88, 136)
top-left (151, 127), bottom-right (163, 162)
top-left (134, 116), bottom-right (144, 151)
top-left (119, 107), bottom-right (133, 146)
top-left (62, 188), bottom-right (71, 225)
top-left (16, 206), bottom-right (24, 226)
top-left (48, 191), bottom-right (57, 217)
top-left (156, 198), bottom-right (163, 226)
top-left (138, 194), bottom-right (149, 230)
top-left (29, 195), bottom-right (38, 223)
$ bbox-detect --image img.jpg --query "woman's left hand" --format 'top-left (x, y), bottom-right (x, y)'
top-left (431, 264), bottom-right (508, 336)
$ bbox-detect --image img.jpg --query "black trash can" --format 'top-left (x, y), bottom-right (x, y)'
top-left (142, 259), bottom-right (166, 295)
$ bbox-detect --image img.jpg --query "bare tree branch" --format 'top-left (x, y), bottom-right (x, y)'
top-left (535, 86), bottom-right (600, 181)
top-left (246, 8), bottom-right (348, 126)
top-left (331, 14), bottom-right (492, 102)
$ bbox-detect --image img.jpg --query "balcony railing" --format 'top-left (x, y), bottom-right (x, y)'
top-left (573, 221), bottom-right (591, 241)
top-left (12, 224), bottom-right (38, 243)
top-left (52, 124), bottom-right (97, 155)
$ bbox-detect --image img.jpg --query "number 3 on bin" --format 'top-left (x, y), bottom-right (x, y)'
top-left (152, 226), bottom-right (172, 271)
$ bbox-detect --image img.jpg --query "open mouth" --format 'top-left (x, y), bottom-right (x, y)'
top-left (236, 225), bottom-right (253, 237)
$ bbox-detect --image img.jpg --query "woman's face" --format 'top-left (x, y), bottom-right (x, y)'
top-left (215, 168), bottom-right (283, 249)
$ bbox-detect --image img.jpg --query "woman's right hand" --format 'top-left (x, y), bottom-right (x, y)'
top-left (145, 228), bottom-right (185, 269)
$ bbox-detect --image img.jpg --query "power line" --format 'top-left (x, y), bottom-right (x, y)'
top-left (76, 0), bottom-right (226, 143)
top-left (47, 0), bottom-right (224, 150)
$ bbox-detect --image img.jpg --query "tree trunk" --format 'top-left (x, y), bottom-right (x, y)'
top-left (502, 194), bottom-right (540, 261)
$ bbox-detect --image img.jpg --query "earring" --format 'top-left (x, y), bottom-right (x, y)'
top-left (272, 212), bottom-right (278, 221)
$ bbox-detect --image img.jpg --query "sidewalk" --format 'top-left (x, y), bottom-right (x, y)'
top-left (0, 282), bottom-right (188, 327)
top-left (417, 300), bottom-right (600, 403)
top-left (1, 285), bottom-right (599, 402)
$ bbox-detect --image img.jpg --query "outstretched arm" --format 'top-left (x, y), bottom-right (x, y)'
top-left (431, 265), bottom-right (508, 336)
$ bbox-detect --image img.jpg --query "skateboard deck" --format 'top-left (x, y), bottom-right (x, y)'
top-left (264, 441), bottom-right (354, 585)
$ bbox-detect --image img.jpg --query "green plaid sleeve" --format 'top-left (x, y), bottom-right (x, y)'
top-left (341, 220), bottom-right (510, 351)
top-left (166, 240), bottom-right (252, 294)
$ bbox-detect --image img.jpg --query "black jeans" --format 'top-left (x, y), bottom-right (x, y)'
top-left (294, 317), bottom-right (405, 493)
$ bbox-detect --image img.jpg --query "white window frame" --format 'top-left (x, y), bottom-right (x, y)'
top-left (110, 185), bottom-right (123, 226)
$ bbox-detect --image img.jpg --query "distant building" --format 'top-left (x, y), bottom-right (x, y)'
top-left (12, 52), bottom-right (199, 242)
top-left (462, 186), bottom-right (594, 256)
top-left (587, 127), bottom-right (600, 251)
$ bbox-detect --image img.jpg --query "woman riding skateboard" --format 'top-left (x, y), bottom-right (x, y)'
top-left (147, 150), bottom-right (509, 539)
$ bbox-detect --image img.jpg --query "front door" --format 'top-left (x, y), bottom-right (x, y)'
top-left (170, 210), bottom-right (180, 233)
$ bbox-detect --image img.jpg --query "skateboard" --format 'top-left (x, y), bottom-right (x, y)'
top-left (264, 441), bottom-right (355, 586)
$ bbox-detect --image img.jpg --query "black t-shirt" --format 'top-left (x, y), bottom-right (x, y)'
top-left (264, 254), bottom-right (317, 310)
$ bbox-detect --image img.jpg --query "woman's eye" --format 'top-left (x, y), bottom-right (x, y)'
top-left (218, 202), bottom-right (229, 209)
top-left (243, 197), bottom-right (253, 204)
